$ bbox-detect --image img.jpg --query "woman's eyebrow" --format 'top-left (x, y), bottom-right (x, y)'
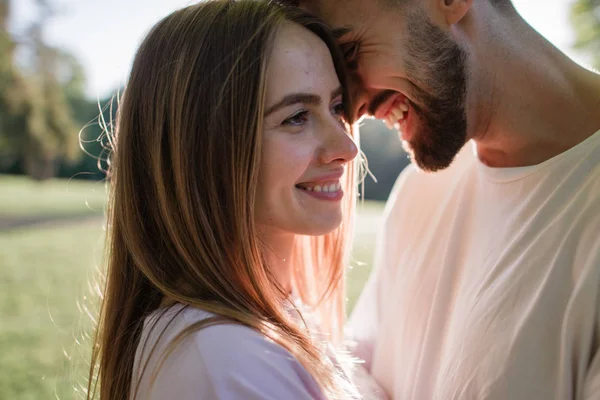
top-left (265, 93), bottom-right (321, 116)
top-left (265, 87), bottom-right (343, 117)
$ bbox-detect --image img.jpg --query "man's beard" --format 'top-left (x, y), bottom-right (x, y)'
top-left (402, 9), bottom-right (469, 172)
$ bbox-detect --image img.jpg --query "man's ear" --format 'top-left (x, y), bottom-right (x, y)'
top-left (440, 0), bottom-right (473, 25)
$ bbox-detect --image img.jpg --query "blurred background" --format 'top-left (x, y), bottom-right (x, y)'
top-left (1, 0), bottom-right (599, 398)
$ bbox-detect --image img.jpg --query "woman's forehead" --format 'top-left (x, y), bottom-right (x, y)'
top-left (265, 23), bottom-right (340, 101)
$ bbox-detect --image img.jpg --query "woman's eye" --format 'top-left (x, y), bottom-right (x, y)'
top-left (332, 102), bottom-right (347, 122)
top-left (282, 110), bottom-right (309, 127)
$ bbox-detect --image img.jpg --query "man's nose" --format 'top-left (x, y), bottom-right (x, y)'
top-left (352, 90), bottom-right (369, 121)
top-left (347, 70), bottom-right (371, 122)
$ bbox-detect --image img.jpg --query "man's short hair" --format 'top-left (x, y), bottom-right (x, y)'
top-left (273, 0), bottom-right (300, 6)
top-left (382, 0), bottom-right (515, 10)
top-left (274, 0), bottom-right (514, 10)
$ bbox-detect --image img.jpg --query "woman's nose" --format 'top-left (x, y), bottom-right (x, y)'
top-left (318, 120), bottom-right (359, 165)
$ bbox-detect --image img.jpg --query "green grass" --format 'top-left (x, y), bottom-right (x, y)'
top-left (0, 176), bottom-right (384, 399)
top-left (0, 175), bottom-right (107, 218)
top-left (348, 201), bottom-right (384, 312)
top-left (0, 221), bottom-right (105, 399)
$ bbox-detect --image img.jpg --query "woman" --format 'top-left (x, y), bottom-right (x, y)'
top-left (87, 1), bottom-right (387, 399)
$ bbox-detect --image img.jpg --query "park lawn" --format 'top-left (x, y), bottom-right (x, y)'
top-left (0, 198), bottom-right (384, 399)
top-left (347, 200), bottom-right (385, 312)
top-left (0, 175), bottom-right (107, 218)
top-left (0, 220), bottom-right (105, 399)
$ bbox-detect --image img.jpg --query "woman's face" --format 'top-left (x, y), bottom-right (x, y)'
top-left (256, 22), bottom-right (358, 237)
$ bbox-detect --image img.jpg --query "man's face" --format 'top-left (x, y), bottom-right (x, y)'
top-left (306, 0), bottom-right (469, 172)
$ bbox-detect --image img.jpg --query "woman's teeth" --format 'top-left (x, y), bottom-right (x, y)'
top-left (385, 102), bottom-right (409, 129)
top-left (298, 181), bottom-right (341, 193)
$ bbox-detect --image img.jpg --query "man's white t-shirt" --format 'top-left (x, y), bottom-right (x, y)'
top-left (348, 130), bottom-right (600, 399)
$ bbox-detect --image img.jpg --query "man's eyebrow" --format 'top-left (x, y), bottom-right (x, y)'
top-left (265, 87), bottom-right (343, 117)
top-left (332, 27), bottom-right (353, 40)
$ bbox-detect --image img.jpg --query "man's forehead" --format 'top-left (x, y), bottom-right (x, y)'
top-left (300, 0), bottom-right (366, 30)
top-left (276, 0), bottom-right (377, 40)
top-left (301, 0), bottom-right (355, 14)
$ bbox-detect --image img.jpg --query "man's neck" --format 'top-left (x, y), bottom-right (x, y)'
top-left (463, 10), bottom-right (600, 168)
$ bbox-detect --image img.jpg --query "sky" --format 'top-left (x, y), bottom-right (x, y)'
top-left (10, 0), bottom-right (589, 99)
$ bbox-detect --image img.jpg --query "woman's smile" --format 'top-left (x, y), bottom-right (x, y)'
top-left (296, 179), bottom-right (344, 201)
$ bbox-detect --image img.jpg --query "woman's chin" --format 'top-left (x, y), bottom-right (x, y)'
top-left (296, 213), bottom-right (343, 236)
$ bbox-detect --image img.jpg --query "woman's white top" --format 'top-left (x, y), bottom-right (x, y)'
top-left (131, 304), bottom-right (388, 399)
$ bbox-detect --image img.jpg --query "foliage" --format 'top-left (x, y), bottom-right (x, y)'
top-left (0, 0), bottom-right (86, 180)
top-left (0, 0), bottom-right (402, 196)
top-left (571, 0), bottom-right (600, 70)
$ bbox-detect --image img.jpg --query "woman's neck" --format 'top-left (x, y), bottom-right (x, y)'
top-left (258, 227), bottom-right (296, 294)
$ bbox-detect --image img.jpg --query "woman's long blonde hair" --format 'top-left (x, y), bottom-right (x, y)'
top-left (87, 1), bottom-right (358, 399)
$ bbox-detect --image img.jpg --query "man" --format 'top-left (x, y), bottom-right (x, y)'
top-left (278, 0), bottom-right (600, 399)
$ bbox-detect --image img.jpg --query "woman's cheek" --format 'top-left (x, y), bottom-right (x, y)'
top-left (270, 136), bottom-right (314, 178)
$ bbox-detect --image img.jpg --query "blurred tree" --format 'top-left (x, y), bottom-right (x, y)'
top-left (58, 92), bottom-right (115, 181)
top-left (571, 0), bottom-right (600, 70)
top-left (0, 0), bottom-right (34, 173)
top-left (0, 0), bottom-right (81, 180)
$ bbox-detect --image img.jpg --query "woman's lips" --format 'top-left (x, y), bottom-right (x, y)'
top-left (295, 180), bottom-right (343, 201)
top-left (296, 180), bottom-right (341, 193)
